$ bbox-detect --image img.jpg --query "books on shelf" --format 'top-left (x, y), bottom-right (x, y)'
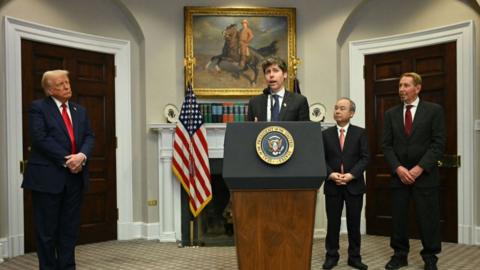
top-left (199, 102), bottom-right (249, 123)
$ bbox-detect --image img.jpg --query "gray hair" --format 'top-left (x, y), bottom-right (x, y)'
top-left (338, 97), bottom-right (356, 112)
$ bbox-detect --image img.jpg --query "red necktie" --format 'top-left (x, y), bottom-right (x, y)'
top-left (340, 128), bottom-right (345, 173)
top-left (61, 103), bottom-right (76, 154)
top-left (404, 105), bottom-right (413, 136)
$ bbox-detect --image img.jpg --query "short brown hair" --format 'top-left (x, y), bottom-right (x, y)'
top-left (41, 70), bottom-right (69, 92)
top-left (261, 56), bottom-right (287, 73)
top-left (401, 72), bottom-right (422, 86)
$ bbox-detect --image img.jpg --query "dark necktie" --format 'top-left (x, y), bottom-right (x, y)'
top-left (271, 95), bottom-right (280, 121)
top-left (61, 103), bottom-right (76, 154)
top-left (404, 105), bottom-right (413, 136)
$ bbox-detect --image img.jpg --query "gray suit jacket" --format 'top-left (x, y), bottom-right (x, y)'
top-left (382, 100), bottom-right (445, 188)
top-left (247, 89), bottom-right (310, 121)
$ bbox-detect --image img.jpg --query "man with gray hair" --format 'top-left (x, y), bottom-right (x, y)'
top-left (322, 98), bottom-right (370, 270)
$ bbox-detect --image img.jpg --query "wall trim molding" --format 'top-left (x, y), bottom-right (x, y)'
top-left (4, 16), bottom-right (134, 257)
top-left (349, 21), bottom-right (476, 244)
top-left (0, 238), bottom-right (7, 262)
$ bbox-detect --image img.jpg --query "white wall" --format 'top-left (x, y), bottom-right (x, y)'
top-left (1, 0), bottom-right (479, 254)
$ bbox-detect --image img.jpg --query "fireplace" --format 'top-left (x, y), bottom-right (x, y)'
top-left (150, 123), bottom-right (228, 243)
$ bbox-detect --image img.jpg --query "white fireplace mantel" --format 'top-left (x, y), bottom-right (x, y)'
top-left (149, 123), bottom-right (227, 241)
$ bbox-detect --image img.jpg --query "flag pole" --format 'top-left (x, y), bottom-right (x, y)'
top-left (189, 220), bottom-right (194, 246)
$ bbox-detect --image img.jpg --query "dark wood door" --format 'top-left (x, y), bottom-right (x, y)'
top-left (364, 42), bottom-right (457, 242)
top-left (21, 39), bottom-right (117, 252)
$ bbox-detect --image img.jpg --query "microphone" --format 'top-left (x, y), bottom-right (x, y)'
top-left (262, 87), bottom-right (270, 95)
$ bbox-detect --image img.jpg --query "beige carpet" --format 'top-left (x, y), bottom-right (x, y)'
top-left (1, 235), bottom-right (479, 269)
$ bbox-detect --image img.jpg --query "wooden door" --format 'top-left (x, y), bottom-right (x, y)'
top-left (364, 42), bottom-right (458, 242)
top-left (21, 39), bottom-right (117, 251)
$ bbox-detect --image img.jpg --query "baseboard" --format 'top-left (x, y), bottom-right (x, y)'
top-left (314, 228), bottom-right (326, 239)
top-left (117, 222), bottom-right (176, 241)
top-left (476, 226), bottom-right (480, 245)
top-left (0, 238), bottom-right (6, 262)
top-left (141, 223), bottom-right (160, 240)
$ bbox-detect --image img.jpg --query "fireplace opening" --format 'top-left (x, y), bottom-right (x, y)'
top-left (181, 159), bottom-right (234, 246)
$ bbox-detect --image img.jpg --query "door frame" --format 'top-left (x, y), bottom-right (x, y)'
top-left (4, 16), bottom-right (133, 257)
top-left (349, 21), bottom-right (475, 244)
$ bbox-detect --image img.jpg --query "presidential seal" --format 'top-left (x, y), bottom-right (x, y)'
top-left (256, 126), bottom-right (294, 165)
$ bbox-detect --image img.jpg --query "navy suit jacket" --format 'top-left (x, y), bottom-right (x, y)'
top-left (23, 97), bottom-right (95, 193)
top-left (382, 100), bottom-right (445, 188)
top-left (322, 124), bottom-right (370, 195)
top-left (247, 89), bottom-right (310, 121)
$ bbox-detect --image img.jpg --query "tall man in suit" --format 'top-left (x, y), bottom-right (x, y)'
top-left (247, 56), bottom-right (309, 121)
top-left (23, 70), bottom-right (95, 270)
top-left (322, 98), bottom-right (370, 270)
top-left (382, 72), bottom-right (445, 270)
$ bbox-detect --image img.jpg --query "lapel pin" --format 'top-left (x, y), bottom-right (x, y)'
top-left (283, 103), bottom-right (287, 107)
top-left (73, 106), bottom-right (77, 111)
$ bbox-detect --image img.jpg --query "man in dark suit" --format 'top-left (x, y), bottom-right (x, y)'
top-left (247, 56), bottom-right (309, 121)
top-left (322, 98), bottom-right (370, 270)
top-left (23, 70), bottom-right (95, 270)
top-left (382, 72), bottom-right (445, 270)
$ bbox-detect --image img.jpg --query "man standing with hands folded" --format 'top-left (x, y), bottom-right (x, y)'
top-left (23, 70), bottom-right (95, 270)
top-left (322, 98), bottom-right (370, 270)
top-left (382, 72), bottom-right (445, 270)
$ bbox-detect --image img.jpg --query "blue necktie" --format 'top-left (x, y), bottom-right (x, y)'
top-left (271, 94), bottom-right (280, 121)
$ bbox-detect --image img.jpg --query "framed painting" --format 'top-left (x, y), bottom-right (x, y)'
top-left (184, 6), bottom-right (297, 97)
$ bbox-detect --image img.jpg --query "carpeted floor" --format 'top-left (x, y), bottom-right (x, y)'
top-left (1, 235), bottom-right (479, 269)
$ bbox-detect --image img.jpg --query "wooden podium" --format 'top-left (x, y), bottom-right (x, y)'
top-left (223, 122), bottom-right (326, 270)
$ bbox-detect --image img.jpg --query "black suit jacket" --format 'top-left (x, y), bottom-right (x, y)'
top-left (382, 100), bottom-right (445, 188)
top-left (23, 96), bottom-right (95, 193)
top-left (322, 124), bottom-right (370, 195)
top-left (247, 89), bottom-right (310, 121)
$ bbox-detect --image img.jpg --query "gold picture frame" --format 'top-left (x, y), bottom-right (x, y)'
top-left (184, 6), bottom-right (297, 97)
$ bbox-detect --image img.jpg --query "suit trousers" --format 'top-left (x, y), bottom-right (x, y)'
top-left (32, 175), bottom-right (84, 270)
top-left (325, 186), bottom-right (364, 260)
top-left (390, 186), bottom-right (441, 261)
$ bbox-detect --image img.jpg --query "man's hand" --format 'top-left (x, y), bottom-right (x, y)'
top-left (329, 172), bottom-right (346, 186)
top-left (396, 166), bottom-right (415, 185)
top-left (340, 173), bottom-right (354, 184)
top-left (65, 153), bottom-right (86, 174)
top-left (409, 165), bottom-right (424, 179)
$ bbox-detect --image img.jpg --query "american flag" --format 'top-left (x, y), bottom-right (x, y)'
top-left (172, 84), bottom-right (212, 217)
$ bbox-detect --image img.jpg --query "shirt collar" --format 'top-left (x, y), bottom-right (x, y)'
top-left (404, 97), bottom-right (419, 108)
top-left (51, 96), bottom-right (69, 108)
top-left (272, 87), bottom-right (285, 98)
top-left (337, 123), bottom-right (350, 132)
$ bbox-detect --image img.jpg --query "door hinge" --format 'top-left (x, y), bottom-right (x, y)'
top-left (20, 160), bottom-right (28, 174)
top-left (115, 136), bottom-right (118, 149)
top-left (363, 65), bottom-right (366, 79)
top-left (114, 65), bottom-right (117, 77)
top-left (437, 155), bottom-right (461, 168)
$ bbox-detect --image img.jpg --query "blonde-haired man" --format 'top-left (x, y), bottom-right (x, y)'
top-left (23, 70), bottom-right (95, 269)
top-left (382, 72), bottom-right (445, 270)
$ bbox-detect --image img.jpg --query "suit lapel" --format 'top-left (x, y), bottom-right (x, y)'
top-left (343, 125), bottom-right (353, 151)
top-left (47, 97), bottom-right (70, 138)
top-left (393, 105), bottom-right (406, 138)
top-left (279, 90), bottom-right (290, 121)
top-left (410, 101), bottom-right (424, 137)
top-left (70, 102), bottom-right (79, 146)
top-left (259, 95), bottom-right (268, 121)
